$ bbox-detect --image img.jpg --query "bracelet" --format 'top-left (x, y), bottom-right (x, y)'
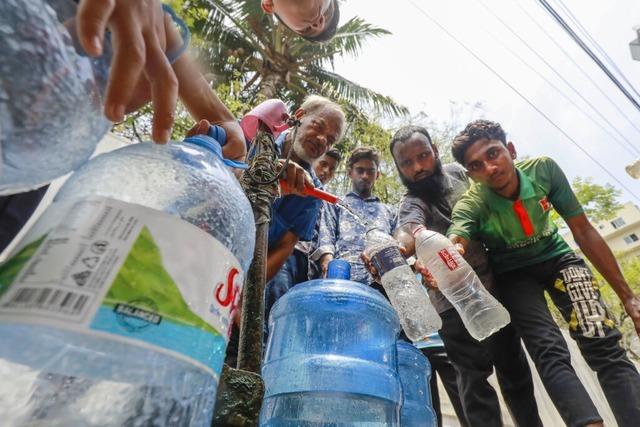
top-left (162, 4), bottom-right (191, 64)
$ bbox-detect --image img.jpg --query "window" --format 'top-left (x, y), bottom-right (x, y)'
top-left (611, 218), bottom-right (626, 229)
top-left (623, 234), bottom-right (639, 244)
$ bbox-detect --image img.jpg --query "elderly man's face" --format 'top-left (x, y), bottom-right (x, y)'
top-left (261, 0), bottom-right (334, 38)
top-left (292, 107), bottom-right (342, 164)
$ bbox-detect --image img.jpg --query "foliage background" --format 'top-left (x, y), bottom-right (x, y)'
top-left (110, 1), bottom-right (640, 360)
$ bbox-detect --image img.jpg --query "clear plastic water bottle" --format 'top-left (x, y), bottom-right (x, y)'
top-left (0, 135), bottom-right (255, 426)
top-left (397, 341), bottom-right (437, 427)
top-left (261, 275), bottom-right (402, 426)
top-left (0, 0), bottom-right (111, 195)
top-left (413, 226), bottom-right (510, 341)
top-left (365, 228), bottom-right (442, 342)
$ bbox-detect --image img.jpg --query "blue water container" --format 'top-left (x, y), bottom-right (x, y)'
top-left (260, 279), bottom-right (402, 426)
top-left (397, 341), bottom-right (438, 427)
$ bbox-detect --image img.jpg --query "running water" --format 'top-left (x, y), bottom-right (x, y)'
top-left (336, 199), bottom-right (372, 229)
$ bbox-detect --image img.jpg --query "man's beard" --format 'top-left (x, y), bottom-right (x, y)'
top-left (352, 180), bottom-right (372, 196)
top-left (293, 138), bottom-right (316, 165)
top-left (400, 160), bottom-right (449, 202)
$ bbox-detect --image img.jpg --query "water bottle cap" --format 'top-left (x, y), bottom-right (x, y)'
top-left (412, 225), bottom-right (426, 237)
top-left (327, 259), bottom-right (351, 280)
top-left (206, 123), bottom-right (227, 145)
top-left (183, 135), bottom-right (248, 170)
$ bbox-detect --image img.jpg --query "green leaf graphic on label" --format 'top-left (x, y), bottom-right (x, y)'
top-left (0, 236), bottom-right (46, 299)
top-left (104, 227), bottom-right (219, 336)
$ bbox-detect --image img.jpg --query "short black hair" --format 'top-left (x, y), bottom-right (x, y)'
top-left (389, 125), bottom-right (433, 159)
top-left (348, 146), bottom-right (380, 168)
top-left (275, 0), bottom-right (340, 43)
top-left (451, 120), bottom-right (507, 165)
top-left (324, 148), bottom-right (342, 163)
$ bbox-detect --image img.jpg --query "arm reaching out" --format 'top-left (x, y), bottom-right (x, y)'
top-left (566, 213), bottom-right (640, 335)
top-left (77, 0), bottom-right (177, 143)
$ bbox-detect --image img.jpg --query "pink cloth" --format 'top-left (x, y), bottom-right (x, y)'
top-left (240, 99), bottom-right (291, 141)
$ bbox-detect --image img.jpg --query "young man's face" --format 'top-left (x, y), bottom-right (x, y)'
top-left (463, 138), bottom-right (518, 192)
top-left (313, 154), bottom-right (339, 185)
top-left (262, 0), bottom-right (334, 39)
top-left (392, 132), bottom-right (439, 183)
top-left (348, 158), bottom-right (379, 195)
top-left (292, 107), bottom-right (342, 164)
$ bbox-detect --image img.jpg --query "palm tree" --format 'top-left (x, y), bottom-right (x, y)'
top-left (177, 0), bottom-right (408, 116)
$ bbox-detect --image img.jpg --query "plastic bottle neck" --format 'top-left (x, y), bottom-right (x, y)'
top-left (183, 135), bottom-right (247, 170)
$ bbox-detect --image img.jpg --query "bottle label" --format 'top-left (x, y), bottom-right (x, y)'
top-left (0, 197), bottom-right (243, 380)
top-left (438, 248), bottom-right (459, 271)
top-left (370, 246), bottom-right (406, 276)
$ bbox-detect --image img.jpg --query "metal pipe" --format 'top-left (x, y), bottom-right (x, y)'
top-left (237, 221), bottom-right (268, 372)
top-left (237, 128), bottom-right (280, 372)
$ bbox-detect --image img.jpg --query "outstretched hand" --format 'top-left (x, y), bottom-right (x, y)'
top-left (360, 232), bottom-right (466, 289)
top-left (279, 160), bottom-right (314, 197)
top-left (623, 295), bottom-right (640, 336)
top-left (361, 250), bottom-right (382, 284)
top-left (77, 0), bottom-right (177, 143)
top-left (186, 119), bottom-right (246, 162)
top-left (360, 245), bottom-right (418, 285)
top-left (319, 254), bottom-right (334, 278)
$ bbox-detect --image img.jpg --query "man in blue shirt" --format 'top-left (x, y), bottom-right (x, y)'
top-left (261, 96), bottom-right (345, 332)
top-left (264, 96), bottom-right (345, 280)
top-left (294, 149), bottom-right (343, 281)
top-left (316, 147), bottom-right (396, 284)
top-left (264, 148), bottom-right (342, 319)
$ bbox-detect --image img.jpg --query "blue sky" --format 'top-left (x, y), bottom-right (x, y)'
top-left (333, 0), bottom-right (640, 203)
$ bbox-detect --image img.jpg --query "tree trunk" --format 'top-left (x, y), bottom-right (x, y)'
top-left (258, 70), bottom-right (283, 99)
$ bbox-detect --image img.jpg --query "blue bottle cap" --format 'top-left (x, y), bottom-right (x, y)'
top-left (327, 259), bottom-right (351, 280)
top-left (206, 124), bottom-right (227, 145)
top-left (183, 134), bottom-right (248, 170)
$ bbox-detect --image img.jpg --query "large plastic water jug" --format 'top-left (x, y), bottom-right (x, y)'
top-left (0, 135), bottom-right (255, 426)
top-left (261, 279), bottom-right (402, 426)
top-left (397, 341), bottom-right (438, 427)
top-left (0, 0), bottom-right (112, 195)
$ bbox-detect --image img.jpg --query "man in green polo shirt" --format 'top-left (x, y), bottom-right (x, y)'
top-left (448, 119), bottom-right (640, 427)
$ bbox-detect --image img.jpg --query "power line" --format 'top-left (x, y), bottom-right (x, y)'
top-left (554, 0), bottom-right (640, 102)
top-left (537, 0), bottom-right (640, 113)
top-left (476, 0), bottom-right (640, 156)
top-left (403, 0), bottom-right (640, 203)
top-left (474, 0), bottom-right (640, 157)
top-left (514, 0), bottom-right (640, 137)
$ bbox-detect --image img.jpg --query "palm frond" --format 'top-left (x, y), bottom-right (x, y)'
top-left (290, 17), bottom-right (390, 59)
top-left (309, 68), bottom-right (408, 117)
top-left (198, 0), bottom-right (273, 55)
